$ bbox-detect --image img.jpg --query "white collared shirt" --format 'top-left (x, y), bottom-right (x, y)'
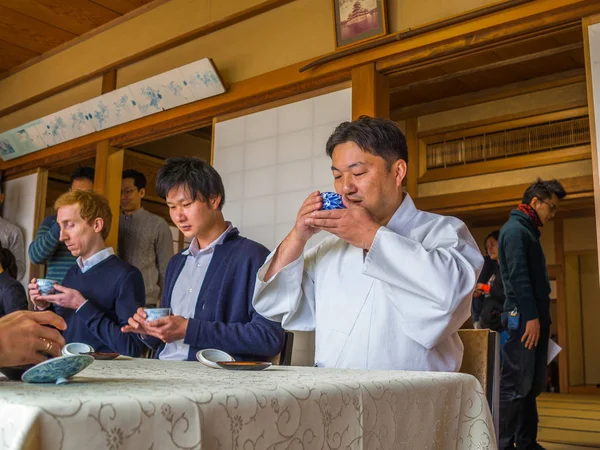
top-left (159, 223), bottom-right (233, 360)
top-left (77, 247), bottom-right (115, 273)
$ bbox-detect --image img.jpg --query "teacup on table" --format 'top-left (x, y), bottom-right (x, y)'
top-left (62, 342), bottom-right (94, 357)
top-left (37, 279), bottom-right (58, 295)
top-left (144, 307), bottom-right (171, 322)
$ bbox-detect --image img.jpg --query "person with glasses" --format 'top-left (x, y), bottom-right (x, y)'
top-left (498, 178), bottom-right (566, 450)
top-left (118, 170), bottom-right (174, 307)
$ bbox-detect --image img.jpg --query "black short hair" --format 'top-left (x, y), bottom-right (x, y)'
top-left (70, 166), bottom-right (95, 185)
top-left (122, 169), bottom-right (147, 190)
top-left (156, 157), bottom-right (225, 209)
top-left (522, 178), bottom-right (567, 204)
top-left (0, 245), bottom-right (18, 279)
top-left (325, 116), bottom-right (408, 170)
top-left (484, 230), bottom-right (500, 249)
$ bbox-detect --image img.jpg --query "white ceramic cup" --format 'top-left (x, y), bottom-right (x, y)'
top-left (61, 342), bottom-right (94, 357)
top-left (196, 349), bottom-right (234, 369)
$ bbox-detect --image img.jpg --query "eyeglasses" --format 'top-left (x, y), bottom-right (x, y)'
top-left (540, 200), bottom-right (557, 213)
top-left (121, 188), bottom-right (138, 196)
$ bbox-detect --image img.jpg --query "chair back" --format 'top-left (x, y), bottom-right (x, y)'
top-left (457, 329), bottom-right (500, 434)
top-left (278, 331), bottom-right (294, 366)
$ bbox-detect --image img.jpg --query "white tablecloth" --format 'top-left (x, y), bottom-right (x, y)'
top-left (0, 358), bottom-right (496, 450)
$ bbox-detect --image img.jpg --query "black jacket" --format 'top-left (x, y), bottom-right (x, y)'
top-left (479, 263), bottom-right (505, 331)
top-left (498, 210), bottom-right (551, 325)
top-left (471, 256), bottom-right (498, 322)
top-left (0, 271), bottom-right (28, 318)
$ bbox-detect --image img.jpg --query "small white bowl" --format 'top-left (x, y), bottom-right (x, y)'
top-left (196, 348), bottom-right (234, 369)
top-left (62, 342), bottom-right (94, 357)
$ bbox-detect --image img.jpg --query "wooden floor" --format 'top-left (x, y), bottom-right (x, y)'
top-left (538, 393), bottom-right (600, 448)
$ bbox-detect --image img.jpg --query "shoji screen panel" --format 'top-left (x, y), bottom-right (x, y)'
top-left (213, 88), bottom-right (352, 251)
top-left (213, 88), bottom-right (352, 367)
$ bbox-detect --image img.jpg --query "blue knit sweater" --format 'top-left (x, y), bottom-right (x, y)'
top-left (144, 228), bottom-right (284, 361)
top-left (28, 215), bottom-right (77, 283)
top-left (57, 255), bottom-right (145, 356)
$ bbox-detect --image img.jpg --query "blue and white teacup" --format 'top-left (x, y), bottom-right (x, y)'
top-left (320, 192), bottom-right (346, 210)
top-left (37, 279), bottom-right (58, 296)
top-left (144, 308), bottom-right (172, 322)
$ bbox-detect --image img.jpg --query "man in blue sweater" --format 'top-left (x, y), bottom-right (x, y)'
top-left (28, 190), bottom-right (145, 357)
top-left (122, 157), bottom-right (284, 362)
top-left (29, 167), bottom-right (95, 283)
top-left (498, 178), bottom-right (566, 450)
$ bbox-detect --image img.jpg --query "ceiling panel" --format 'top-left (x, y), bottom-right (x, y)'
top-left (0, 0), bottom-right (153, 76)
top-left (0, 39), bottom-right (39, 71)
top-left (90, 0), bottom-right (154, 15)
top-left (0, 5), bottom-right (77, 53)
top-left (0, 0), bottom-right (120, 35)
top-left (388, 66), bottom-right (448, 89)
top-left (388, 24), bottom-right (586, 114)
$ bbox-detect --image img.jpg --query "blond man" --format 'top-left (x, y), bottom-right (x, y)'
top-left (28, 190), bottom-right (145, 357)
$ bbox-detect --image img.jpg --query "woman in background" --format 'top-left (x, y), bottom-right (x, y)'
top-left (0, 244), bottom-right (28, 317)
top-left (472, 231), bottom-right (500, 329)
top-left (473, 230), bottom-right (510, 360)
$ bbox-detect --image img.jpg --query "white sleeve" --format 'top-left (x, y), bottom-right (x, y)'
top-left (252, 245), bottom-right (320, 332)
top-left (363, 219), bottom-right (483, 349)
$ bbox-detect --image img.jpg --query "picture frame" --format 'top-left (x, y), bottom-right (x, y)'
top-left (333, 0), bottom-right (388, 50)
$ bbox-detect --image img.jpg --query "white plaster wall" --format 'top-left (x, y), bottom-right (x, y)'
top-left (2, 173), bottom-right (40, 290)
top-left (213, 88), bottom-right (352, 366)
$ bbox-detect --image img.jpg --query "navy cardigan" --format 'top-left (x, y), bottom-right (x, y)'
top-left (145, 228), bottom-right (284, 361)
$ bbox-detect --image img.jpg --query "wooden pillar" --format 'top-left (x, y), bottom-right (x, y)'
top-left (99, 148), bottom-right (124, 252)
top-left (405, 118), bottom-right (419, 197)
top-left (583, 15), bottom-right (600, 275)
top-left (351, 63), bottom-right (389, 119)
top-left (554, 218), bottom-right (569, 393)
top-left (94, 69), bottom-right (122, 250)
top-left (29, 168), bottom-right (49, 284)
top-left (101, 69), bottom-right (117, 94)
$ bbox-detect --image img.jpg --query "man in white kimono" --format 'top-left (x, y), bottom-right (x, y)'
top-left (252, 116), bottom-right (483, 371)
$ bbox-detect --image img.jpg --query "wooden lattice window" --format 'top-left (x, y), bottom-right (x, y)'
top-left (425, 116), bottom-right (590, 169)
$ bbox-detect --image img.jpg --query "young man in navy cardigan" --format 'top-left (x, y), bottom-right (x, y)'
top-left (122, 157), bottom-right (284, 361)
top-left (29, 190), bottom-right (145, 357)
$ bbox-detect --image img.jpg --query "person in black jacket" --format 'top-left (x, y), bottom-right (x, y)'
top-left (472, 231), bottom-right (499, 329)
top-left (0, 245), bottom-right (27, 318)
top-left (498, 178), bottom-right (566, 450)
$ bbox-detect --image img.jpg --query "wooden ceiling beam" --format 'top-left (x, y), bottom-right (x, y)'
top-left (385, 21), bottom-right (580, 82)
top-left (413, 175), bottom-right (593, 212)
top-left (390, 42), bottom-right (583, 94)
top-left (391, 68), bottom-right (586, 120)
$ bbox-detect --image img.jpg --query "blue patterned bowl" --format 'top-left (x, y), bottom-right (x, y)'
top-left (36, 278), bottom-right (58, 295)
top-left (144, 307), bottom-right (171, 322)
top-left (22, 355), bottom-right (93, 385)
top-left (320, 192), bottom-right (345, 210)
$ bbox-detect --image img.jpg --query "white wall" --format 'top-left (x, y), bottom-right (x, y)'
top-left (213, 88), bottom-right (352, 366)
top-left (3, 173), bottom-right (41, 290)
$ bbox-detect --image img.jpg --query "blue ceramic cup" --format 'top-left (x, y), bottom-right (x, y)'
top-left (144, 307), bottom-right (171, 322)
top-left (37, 279), bottom-right (58, 295)
top-left (320, 192), bottom-right (346, 210)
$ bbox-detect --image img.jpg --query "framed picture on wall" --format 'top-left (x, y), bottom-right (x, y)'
top-left (333, 0), bottom-right (388, 50)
